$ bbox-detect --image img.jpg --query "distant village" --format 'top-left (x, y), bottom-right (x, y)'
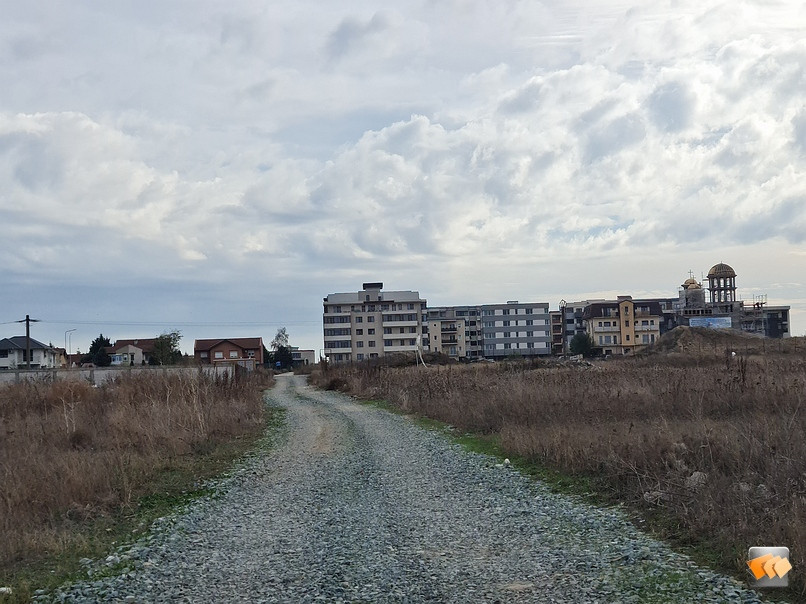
top-left (0, 335), bottom-right (316, 372)
top-left (1, 260), bottom-right (792, 371)
top-left (322, 261), bottom-right (791, 363)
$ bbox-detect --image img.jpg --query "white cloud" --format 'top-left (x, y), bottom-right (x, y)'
top-left (2, 0), bottom-right (806, 352)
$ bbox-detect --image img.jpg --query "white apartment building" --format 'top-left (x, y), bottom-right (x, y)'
top-left (479, 301), bottom-right (551, 358)
top-left (323, 282), bottom-right (427, 363)
top-left (427, 301), bottom-right (551, 359)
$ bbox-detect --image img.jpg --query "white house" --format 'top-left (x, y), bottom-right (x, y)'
top-left (0, 336), bottom-right (60, 369)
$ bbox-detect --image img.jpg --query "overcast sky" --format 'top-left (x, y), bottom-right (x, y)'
top-left (2, 0), bottom-right (805, 355)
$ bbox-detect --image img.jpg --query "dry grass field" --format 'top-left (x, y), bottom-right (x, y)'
top-left (0, 368), bottom-right (272, 600)
top-left (311, 329), bottom-right (806, 598)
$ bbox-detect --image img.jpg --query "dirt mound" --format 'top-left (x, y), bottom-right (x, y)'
top-left (652, 326), bottom-right (767, 355)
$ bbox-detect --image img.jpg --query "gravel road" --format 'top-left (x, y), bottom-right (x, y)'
top-left (45, 374), bottom-right (769, 603)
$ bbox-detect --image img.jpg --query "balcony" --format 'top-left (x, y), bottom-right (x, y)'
top-left (441, 325), bottom-right (458, 332)
top-left (594, 326), bottom-right (620, 332)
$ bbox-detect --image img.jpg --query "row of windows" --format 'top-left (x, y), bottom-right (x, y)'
top-left (597, 319), bottom-right (656, 328)
top-left (483, 319), bottom-right (545, 327)
top-left (384, 327), bottom-right (418, 334)
top-left (481, 308), bottom-right (548, 317)
top-left (324, 328), bottom-right (351, 336)
top-left (382, 314), bottom-right (418, 322)
top-left (200, 350), bottom-right (256, 359)
top-left (325, 303), bottom-right (424, 313)
top-left (328, 337), bottom-right (419, 350)
top-left (483, 331), bottom-right (549, 339)
top-left (484, 342), bottom-right (547, 350)
top-left (597, 334), bottom-right (656, 345)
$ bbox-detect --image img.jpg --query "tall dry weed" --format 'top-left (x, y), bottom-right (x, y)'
top-left (0, 369), bottom-right (270, 568)
top-left (312, 355), bottom-right (806, 596)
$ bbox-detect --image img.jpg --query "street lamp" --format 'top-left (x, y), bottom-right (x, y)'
top-left (65, 329), bottom-right (77, 368)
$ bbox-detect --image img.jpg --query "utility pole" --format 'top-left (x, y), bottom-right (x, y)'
top-left (16, 315), bottom-right (41, 370)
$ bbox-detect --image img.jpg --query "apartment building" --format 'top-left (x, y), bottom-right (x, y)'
top-left (425, 306), bottom-right (483, 359)
top-left (480, 301), bottom-right (551, 358)
top-left (323, 283), bottom-right (427, 363)
top-left (560, 300), bottom-right (590, 354)
top-left (583, 297), bottom-right (662, 355)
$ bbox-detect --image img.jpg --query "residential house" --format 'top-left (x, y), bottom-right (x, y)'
top-left (290, 347), bottom-right (316, 366)
top-left (0, 336), bottom-right (59, 369)
top-left (107, 339), bottom-right (158, 366)
top-left (194, 338), bottom-right (264, 366)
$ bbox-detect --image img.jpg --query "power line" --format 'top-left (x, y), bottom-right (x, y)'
top-left (28, 319), bottom-right (321, 327)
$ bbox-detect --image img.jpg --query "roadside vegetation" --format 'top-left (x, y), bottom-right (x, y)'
top-left (0, 368), bottom-right (274, 602)
top-left (310, 330), bottom-right (806, 600)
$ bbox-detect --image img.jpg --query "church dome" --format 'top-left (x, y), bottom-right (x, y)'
top-left (682, 277), bottom-right (701, 289)
top-left (707, 263), bottom-right (736, 278)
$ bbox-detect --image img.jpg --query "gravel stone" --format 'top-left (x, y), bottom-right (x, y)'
top-left (40, 375), bottom-right (769, 603)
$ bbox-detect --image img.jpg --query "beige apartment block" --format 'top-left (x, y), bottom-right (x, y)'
top-left (425, 306), bottom-right (482, 359)
top-left (583, 297), bottom-right (663, 356)
top-left (323, 282), bottom-right (427, 363)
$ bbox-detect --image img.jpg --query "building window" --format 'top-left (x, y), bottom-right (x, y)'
top-left (626, 335), bottom-right (630, 341)
top-left (356, 341), bottom-right (364, 348)
top-left (368, 341), bottom-right (376, 347)
top-left (200, 351), bottom-right (208, 358)
top-left (504, 343), bottom-right (511, 349)
top-left (503, 320), bottom-right (510, 326)
top-left (356, 353), bottom-right (364, 361)
top-left (409, 339), bottom-right (416, 346)
top-left (356, 329), bottom-right (363, 335)
top-left (502, 309), bottom-right (510, 315)
top-left (384, 327), bottom-right (392, 334)
top-left (368, 328), bottom-right (375, 335)
top-left (384, 340), bottom-right (393, 346)
top-left (367, 316), bottom-right (375, 322)
top-left (214, 351), bottom-right (224, 359)
top-left (408, 303), bottom-right (415, 310)
top-left (355, 316), bottom-right (363, 323)
top-left (625, 320), bottom-right (630, 327)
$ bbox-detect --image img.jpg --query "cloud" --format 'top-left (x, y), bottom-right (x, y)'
top-left (2, 1), bottom-right (806, 350)
top-left (326, 12), bottom-right (392, 59)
